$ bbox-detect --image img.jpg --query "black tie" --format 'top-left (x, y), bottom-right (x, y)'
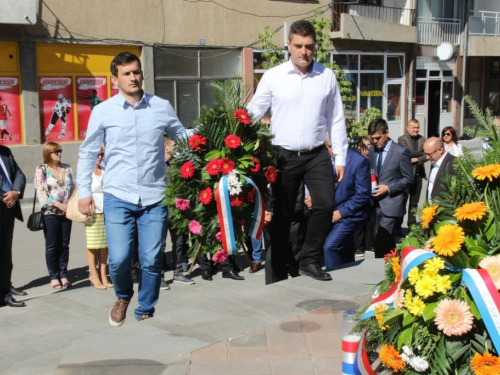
top-left (377, 147), bottom-right (384, 175)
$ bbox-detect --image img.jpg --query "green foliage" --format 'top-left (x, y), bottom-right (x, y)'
top-left (347, 108), bottom-right (382, 145)
top-left (258, 26), bottom-right (285, 69)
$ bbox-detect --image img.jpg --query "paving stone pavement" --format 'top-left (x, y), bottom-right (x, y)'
top-left (2, 204), bottom-right (384, 375)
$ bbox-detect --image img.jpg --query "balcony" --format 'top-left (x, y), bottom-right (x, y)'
top-left (331, 3), bottom-right (417, 43)
top-left (467, 11), bottom-right (500, 56)
top-left (417, 17), bottom-right (461, 45)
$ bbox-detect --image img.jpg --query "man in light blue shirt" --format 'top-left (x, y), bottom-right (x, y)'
top-left (77, 52), bottom-right (189, 326)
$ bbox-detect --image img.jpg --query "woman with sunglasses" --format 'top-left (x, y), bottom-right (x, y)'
top-left (441, 126), bottom-right (463, 157)
top-left (34, 142), bottom-right (75, 290)
top-left (84, 146), bottom-right (112, 290)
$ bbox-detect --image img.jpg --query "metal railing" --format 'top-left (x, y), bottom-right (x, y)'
top-left (417, 17), bottom-right (461, 45)
top-left (331, 2), bottom-right (416, 32)
top-left (469, 10), bottom-right (500, 37)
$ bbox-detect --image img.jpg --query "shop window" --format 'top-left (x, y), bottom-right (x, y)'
top-left (416, 70), bottom-right (427, 78)
top-left (387, 56), bottom-right (403, 79)
top-left (387, 84), bottom-right (402, 121)
top-left (360, 73), bottom-right (383, 115)
top-left (154, 50), bottom-right (198, 77)
top-left (360, 55), bottom-right (383, 71)
top-left (344, 73), bottom-right (358, 119)
top-left (335, 54), bottom-right (358, 71)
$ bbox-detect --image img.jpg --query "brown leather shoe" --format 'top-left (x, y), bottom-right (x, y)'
top-left (249, 262), bottom-right (262, 273)
top-left (109, 298), bottom-right (130, 327)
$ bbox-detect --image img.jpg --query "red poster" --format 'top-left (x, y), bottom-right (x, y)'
top-left (39, 76), bottom-right (74, 142)
top-left (0, 76), bottom-right (22, 145)
top-left (111, 80), bottom-right (120, 97)
top-left (76, 76), bottom-right (108, 140)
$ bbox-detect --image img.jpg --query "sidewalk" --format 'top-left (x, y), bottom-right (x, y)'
top-left (2, 204), bottom-right (384, 374)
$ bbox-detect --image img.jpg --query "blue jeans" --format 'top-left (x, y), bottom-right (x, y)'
top-left (251, 238), bottom-right (263, 262)
top-left (104, 193), bottom-right (167, 319)
top-left (42, 214), bottom-right (72, 281)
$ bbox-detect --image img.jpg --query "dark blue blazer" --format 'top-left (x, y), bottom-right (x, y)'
top-left (334, 148), bottom-right (371, 220)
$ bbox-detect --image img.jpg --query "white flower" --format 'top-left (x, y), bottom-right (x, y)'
top-left (226, 171), bottom-right (242, 195)
top-left (371, 288), bottom-right (380, 299)
top-left (402, 346), bottom-right (413, 357)
top-left (409, 356), bottom-right (429, 372)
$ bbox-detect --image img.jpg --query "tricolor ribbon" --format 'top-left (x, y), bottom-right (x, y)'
top-left (361, 247), bottom-right (437, 320)
top-left (462, 268), bottom-right (500, 353)
top-left (215, 174), bottom-right (265, 255)
top-left (354, 333), bottom-right (376, 375)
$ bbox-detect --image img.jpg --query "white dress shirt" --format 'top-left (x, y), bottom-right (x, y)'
top-left (247, 60), bottom-right (348, 166)
top-left (428, 151), bottom-right (448, 201)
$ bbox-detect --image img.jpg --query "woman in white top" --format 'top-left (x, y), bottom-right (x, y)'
top-left (85, 146), bottom-right (112, 289)
top-left (441, 126), bottom-right (463, 157)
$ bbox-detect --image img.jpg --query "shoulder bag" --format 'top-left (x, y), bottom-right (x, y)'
top-left (66, 187), bottom-right (92, 223)
top-left (27, 190), bottom-right (44, 231)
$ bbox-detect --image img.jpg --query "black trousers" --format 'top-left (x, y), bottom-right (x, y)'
top-left (407, 175), bottom-right (423, 227)
top-left (42, 214), bottom-right (72, 280)
top-left (160, 220), bottom-right (188, 276)
top-left (0, 203), bottom-right (15, 302)
top-left (270, 147), bottom-right (335, 281)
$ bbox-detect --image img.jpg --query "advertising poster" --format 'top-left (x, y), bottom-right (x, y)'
top-left (39, 76), bottom-right (75, 142)
top-left (111, 80), bottom-right (120, 97)
top-left (0, 76), bottom-right (22, 145)
top-left (76, 76), bottom-right (108, 140)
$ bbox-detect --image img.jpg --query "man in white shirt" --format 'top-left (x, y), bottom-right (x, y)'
top-left (247, 20), bottom-right (348, 283)
top-left (424, 137), bottom-right (456, 201)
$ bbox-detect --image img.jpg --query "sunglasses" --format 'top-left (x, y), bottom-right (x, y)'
top-left (52, 149), bottom-right (63, 155)
top-left (443, 132), bottom-right (452, 136)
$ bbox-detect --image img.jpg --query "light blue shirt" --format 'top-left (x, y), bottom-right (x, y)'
top-left (377, 139), bottom-right (392, 169)
top-left (77, 92), bottom-right (190, 206)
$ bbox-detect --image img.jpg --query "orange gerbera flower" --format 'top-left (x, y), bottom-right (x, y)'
top-left (470, 351), bottom-right (500, 375)
top-left (454, 201), bottom-right (488, 221)
top-left (421, 205), bottom-right (439, 229)
top-left (391, 256), bottom-right (401, 283)
top-left (432, 224), bottom-right (465, 257)
top-left (472, 163), bottom-right (500, 182)
top-left (379, 344), bottom-right (406, 372)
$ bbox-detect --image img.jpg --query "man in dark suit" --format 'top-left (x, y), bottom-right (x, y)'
top-left (397, 119), bottom-right (427, 228)
top-left (424, 137), bottom-right (456, 201)
top-left (0, 145), bottom-right (27, 307)
top-left (324, 145), bottom-right (371, 270)
top-left (368, 119), bottom-right (414, 258)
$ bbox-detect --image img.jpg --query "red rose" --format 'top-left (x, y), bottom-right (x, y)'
top-left (199, 187), bottom-right (213, 205)
top-left (249, 158), bottom-right (260, 173)
top-left (224, 134), bottom-right (241, 149)
top-left (221, 157), bottom-right (235, 175)
top-left (230, 193), bottom-right (244, 207)
top-left (265, 166), bottom-right (277, 183)
top-left (206, 158), bottom-right (222, 176)
top-left (188, 134), bottom-right (207, 151)
top-left (180, 161), bottom-right (195, 179)
top-left (247, 188), bottom-right (255, 203)
top-left (234, 109), bottom-right (251, 125)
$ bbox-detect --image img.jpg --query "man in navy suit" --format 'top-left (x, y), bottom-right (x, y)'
top-left (368, 119), bottom-right (414, 258)
top-left (0, 145), bottom-right (27, 307)
top-left (323, 142), bottom-right (371, 270)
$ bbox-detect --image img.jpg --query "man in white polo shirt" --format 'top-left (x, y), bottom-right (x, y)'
top-left (247, 19), bottom-right (348, 283)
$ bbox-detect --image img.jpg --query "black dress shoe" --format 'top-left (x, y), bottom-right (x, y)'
top-left (202, 271), bottom-right (213, 281)
top-left (222, 270), bottom-right (244, 280)
top-left (299, 264), bottom-right (332, 281)
top-left (2, 298), bottom-right (26, 307)
top-left (10, 286), bottom-right (27, 296)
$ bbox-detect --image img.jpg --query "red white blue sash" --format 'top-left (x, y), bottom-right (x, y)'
top-left (241, 176), bottom-right (265, 240)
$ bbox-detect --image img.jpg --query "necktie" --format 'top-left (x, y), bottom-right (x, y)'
top-left (377, 147), bottom-right (384, 176)
top-left (0, 165), bottom-right (12, 193)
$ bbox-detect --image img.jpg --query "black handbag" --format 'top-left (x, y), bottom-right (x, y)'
top-left (27, 190), bottom-right (43, 231)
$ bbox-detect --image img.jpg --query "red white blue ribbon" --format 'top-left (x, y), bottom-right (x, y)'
top-left (361, 247), bottom-right (437, 320)
top-left (215, 175), bottom-right (265, 255)
top-left (354, 333), bottom-right (376, 375)
top-left (462, 268), bottom-right (500, 353)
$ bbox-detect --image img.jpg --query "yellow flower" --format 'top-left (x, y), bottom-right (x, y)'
top-left (407, 295), bottom-right (426, 316)
top-left (374, 303), bottom-right (390, 331)
top-left (405, 289), bottom-right (413, 307)
top-left (435, 275), bottom-right (453, 294)
top-left (391, 256), bottom-right (401, 283)
top-left (421, 205), bottom-right (439, 229)
top-left (472, 163), bottom-right (500, 182)
top-left (415, 276), bottom-right (436, 299)
top-left (379, 344), bottom-right (407, 373)
top-left (454, 201), bottom-right (488, 221)
top-left (424, 257), bottom-right (445, 273)
top-left (433, 224), bottom-right (465, 257)
top-left (408, 267), bottom-right (420, 285)
top-left (470, 351), bottom-right (500, 375)
top-left (421, 268), bottom-right (439, 278)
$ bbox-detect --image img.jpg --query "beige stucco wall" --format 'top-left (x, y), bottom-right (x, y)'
top-left (1, 0), bottom-right (330, 48)
top-left (466, 36), bottom-right (500, 57)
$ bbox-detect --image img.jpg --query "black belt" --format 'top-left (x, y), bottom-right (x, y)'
top-left (274, 145), bottom-right (325, 157)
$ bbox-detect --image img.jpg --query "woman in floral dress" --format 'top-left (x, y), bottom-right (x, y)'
top-left (34, 142), bottom-right (75, 290)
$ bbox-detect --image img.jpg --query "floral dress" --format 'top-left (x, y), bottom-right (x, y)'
top-left (34, 163), bottom-right (75, 215)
